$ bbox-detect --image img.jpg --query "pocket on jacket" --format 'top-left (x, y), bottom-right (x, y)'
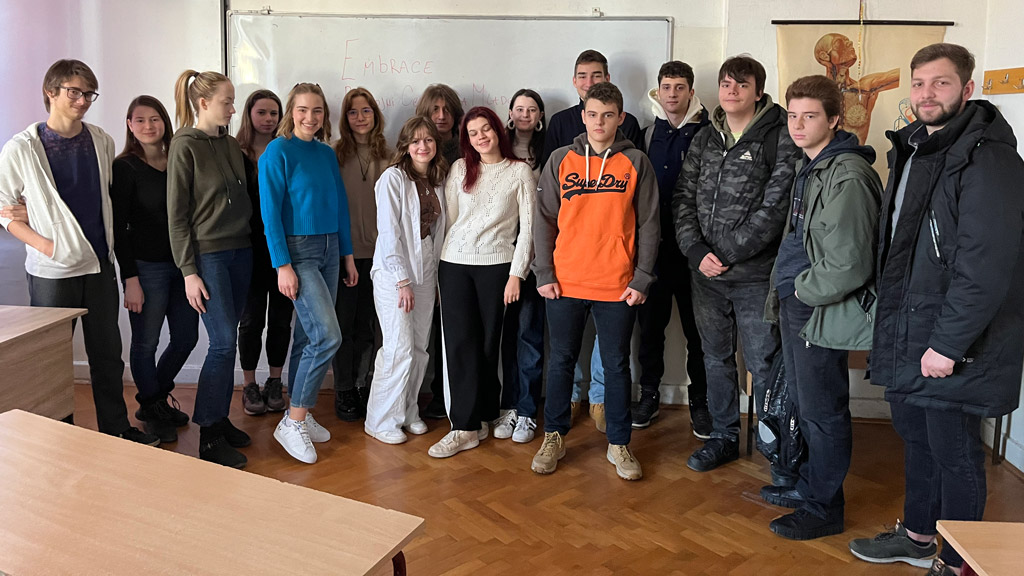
top-left (554, 230), bottom-right (632, 289)
top-left (906, 291), bottom-right (944, 353)
top-left (48, 220), bottom-right (70, 263)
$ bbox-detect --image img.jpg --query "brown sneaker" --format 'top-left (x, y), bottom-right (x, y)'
top-left (570, 402), bottom-right (581, 427)
top-left (590, 403), bottom-right (606, 433)
top-left (531, 431), bottom-right (565, 474)
top-left (607, 444), bottom-right (642, 480)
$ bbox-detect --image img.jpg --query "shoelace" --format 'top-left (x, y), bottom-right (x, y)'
top-left (292, 420), bottom-right (313, 448)
top-left (439, 431), bottom-right (462, 447)
top-left (168, 393), bottom-right (183, 412)
top-left (495, 411), bottom-right (516, 428)
top-left (612, 446), bottom-right (636, 463)
top-left (515, 418), bottom-right (535, 431)
top-left (244, 384), bottom-right (262, 401)
top-left (539, 433), bottom-right (560, 456)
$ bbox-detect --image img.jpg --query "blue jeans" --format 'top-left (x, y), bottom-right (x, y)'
top-left (691, 275), bottom-right (780, 443)
top-left (570, 336), bottom-right (605, 403)
top-left (500, 272), bottom-right (545, 418)
top-left (193, 247), bottom-right (252, 427)
top-left (891, 402), bottom-right (986, 568)
top-left (128, 260), bottom-right (199, 405)
top-left (544, 297), bottom-right (635, 445)
top-left (287, 234), bottom-right (342, 409)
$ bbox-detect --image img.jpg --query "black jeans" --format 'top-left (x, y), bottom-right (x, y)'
top-left (691, 274), bottom-right (780, 443)
top-left (637, 245), bottom-right (707, 401)
top-left (780, 296), bottom-right (850, 520)
top-left (544, 297), bottom-right (635, 445)
top-left (439, 261), bottom-right (509, 430)
top-left (237, 257), bottom-right (293, 371)
top-left (500, 272), bottom-right (545, 418)
top-left (333, 257), bottom-right (377, 392)
top-left (890, 401), bottom-right (986, 568)
top-left (28, 259), bottom-right (130, 435)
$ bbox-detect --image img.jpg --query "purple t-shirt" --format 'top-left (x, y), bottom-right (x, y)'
top-left (38, 123), bottom-right (108, 260)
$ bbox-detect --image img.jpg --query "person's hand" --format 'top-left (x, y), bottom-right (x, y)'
top-left (537, 282), bottom-right (562, 299)
top-left (277, 264), bottom-right (299, 300)
top-left (398, 285), bottom-right (415, 313)
top-left (619, 287), bottom-right (647, 306)
top-left (0, 197), bottom-right (28, 223)
top-left (123, 277), bottom-right (145, 314)
top-left (921, 348), bottom-right (955, 378)
top-left (504, 276), bottom-right (521, 305)
top-left (699, 253), bottom-right (729, 278)
top-left (184, 274), bottom-right (209, 314)
top-left (342, 255), bottom-right (358, 287)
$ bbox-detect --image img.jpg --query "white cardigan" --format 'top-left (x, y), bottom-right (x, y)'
top-left (0, 122), bottom-right (115, 279)
top-left (370, 166), bottom-right (446, 285)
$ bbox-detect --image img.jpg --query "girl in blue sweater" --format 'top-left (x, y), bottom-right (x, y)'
top-left (259, 83), bottom-right (357, 464)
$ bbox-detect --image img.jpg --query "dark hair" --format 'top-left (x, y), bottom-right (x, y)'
top-left (459, 106), bottom-right (519, 191)
top-left (583, 81), bottom-right (624, 114)
top-left (391, 116), bottom-right (449, 189)
top-left (117, 95), bottom-right (173, 161)
top-left (42, 59), bottom-right (98, 113)
top-left (507, 88), bottom-right (546, 170)
top-left (236, 89), bottom-right (282, 162)
top-left (910, 43), bottom-right (976, 86)
top-left (575, 49), bottom-right (609, 75)
top-left (658, 61), bottom-right (695, 88)
top-left (718, 55), bottom-right (766, 96)
top-left (414, 84), bottom-right (464, 140)
top-left (278, 83), bottom-right (331, 142)
top-left (785, 75), bottom-right (843, 120)
top-left (335, 87), bottom-right (389, 165)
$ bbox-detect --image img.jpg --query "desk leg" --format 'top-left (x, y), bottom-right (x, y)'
top-left (392, 551), bottom-right (406, 576)
top-left (62, 413), bottom-right (74, 425)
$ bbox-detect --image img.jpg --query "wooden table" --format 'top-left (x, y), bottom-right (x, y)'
top-left (0, 410), bottom-right (424, 575)
top-left (937, 520), bottom-right (1024, 576)
top-left (0, 305), bottom-right (86, 421)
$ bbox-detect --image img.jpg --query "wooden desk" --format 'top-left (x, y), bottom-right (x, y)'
top-left (0, 305), bottom-right (86, 420)
top-left (937, 520), bottom-right (1024, 576)
top-left (0, 410), bottom-right (424, 575)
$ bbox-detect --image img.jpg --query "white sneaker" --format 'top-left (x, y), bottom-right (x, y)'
top-left (364, 427), bottom-right (407, 445)
top-left (274, 415), bottom-right (317, 464)
top-left (304, 412), bottom-right (331, 443)
top-left (478, 422), bottom-right (489, 441)
top-left (428, 430), bottom-right (480, 458)
top-left (512, 416), bottom-right (537, 443)
top-left (491, 410), bottom-right (517, 439)
top-left (405, 420), bottom-right (428, 435)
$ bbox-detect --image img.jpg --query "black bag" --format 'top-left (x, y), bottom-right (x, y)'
top-left (756, 350), bottom-right (805, 479)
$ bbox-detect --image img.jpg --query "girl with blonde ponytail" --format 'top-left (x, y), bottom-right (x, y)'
top-left (167, 69), bottom-right (254, 469)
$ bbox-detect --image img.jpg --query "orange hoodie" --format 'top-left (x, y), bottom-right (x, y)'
top-left (533, 131), bottom-right (660, 301)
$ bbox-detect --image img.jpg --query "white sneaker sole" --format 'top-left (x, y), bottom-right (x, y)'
top-left (531, 448), bottom-right (565, 474)
top-left (512, 431), bottom-right (535, 443)
top-left (493, 427), bottom-right (513, 439)
top-left (273, 428), bottom-right (317, 464)
top-left (428, 437), bottom-right (479, 459)
top-left (365, 428), bottom-right (407, 445)
top-left (405, 421), bottom-right (428, 435)
top-left (848, 549), bottom-right (935, 568)
top-left (606, 450), bottom-right (642, 481)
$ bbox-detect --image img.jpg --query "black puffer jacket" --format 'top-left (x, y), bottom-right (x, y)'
top-left (873, 100), bottom-right (1024, 417)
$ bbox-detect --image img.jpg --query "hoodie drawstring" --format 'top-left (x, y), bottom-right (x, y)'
top-left (583, 143), bottom-right (612, 191)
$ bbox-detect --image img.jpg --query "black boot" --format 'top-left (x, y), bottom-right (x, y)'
top-left (335, 388), bottom-right (363, 422)
top-left (687, 388), bottom-right (712, 440)
top-left (218, 417), bottom-right (251, 448)
top-left (769, 508), bottom-right (843, 540)
top-left (199, 424), bottom-right (247, 469)
top-left (136, 400), bottom-right (178, 444)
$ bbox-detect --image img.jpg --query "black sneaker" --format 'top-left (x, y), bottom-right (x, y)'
top-left (421, 395), bottom-right (447, 419)
top-left (135, 395), bottom-right (189, 427)
top-left (688, 398), bottom-right (712, 440)
top-left (263, 377), bottom-right (287, 412)
top-left (118, 426), bottom-right (160, 447)
top-left (686, 438), bottom-right (739, 472)
top-left (335, 388), bottom-right (363, 422)
top-left (631, 392), bottom-right (661, 429)
top-left (199, 436), bottom-right (247, 469)
top-left (142, 417), bottom-right (178, 444)
top-left (770, 508), bottom-right (844, 540)
top-left (242, 382), bottom-right (267, 415)
top-left (218, 417), bottom-right (251, 448)
top-left (760, 485), bottom-right (805, 508)
top-left (848, 520), bottom-right (937, 568)
top-left (163, 394), bottom-right (191, 427)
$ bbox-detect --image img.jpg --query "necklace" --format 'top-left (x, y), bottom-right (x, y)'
top-left (355, 146), bottom-right (372, 181)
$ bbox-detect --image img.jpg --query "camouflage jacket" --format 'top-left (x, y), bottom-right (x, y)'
top-left (671, 99), bottom-right (800, 282)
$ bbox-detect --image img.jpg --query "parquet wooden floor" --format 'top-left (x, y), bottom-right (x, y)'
top-left (73, 384), bottom-right (1024, 575)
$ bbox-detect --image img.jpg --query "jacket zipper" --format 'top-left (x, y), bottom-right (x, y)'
top-left (709, 131), bottom-right (727, 238)
top-left (928, 209), bottom-right (948, 270)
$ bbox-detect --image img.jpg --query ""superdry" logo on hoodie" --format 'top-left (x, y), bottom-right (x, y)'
top-left (561, 172), bottom-right (631, 200)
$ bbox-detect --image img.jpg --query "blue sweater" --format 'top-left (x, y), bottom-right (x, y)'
top-left (259, 135), bottom-right (353, 267)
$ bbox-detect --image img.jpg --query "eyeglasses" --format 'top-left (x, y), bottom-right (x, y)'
top-left (58, 86), bottom-right (99, 102)
top-left (346, 107), bottom-right (374, 118)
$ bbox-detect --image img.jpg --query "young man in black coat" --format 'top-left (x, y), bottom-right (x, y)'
top-left (848, 43), bottom-right (1024, 576)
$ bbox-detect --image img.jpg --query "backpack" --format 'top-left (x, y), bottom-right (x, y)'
top-left (755, 349), bottom-right (805, 479)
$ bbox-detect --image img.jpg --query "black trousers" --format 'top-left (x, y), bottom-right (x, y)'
top-left (28, 259), bottom-right (130, 435)
top-left (636, 245), bottom-right (707, 401)
top-left (333, 257), bottom-right (378, 391)
top-left (237, 255), bottom-right (293, 371)
top-left (439, 261), bottom-right (509, 430)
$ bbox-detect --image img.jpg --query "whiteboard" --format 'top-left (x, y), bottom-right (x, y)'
top-left (228, 13), bottom-right (672, 142)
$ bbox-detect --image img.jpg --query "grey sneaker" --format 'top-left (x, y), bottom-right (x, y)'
top-left (262, 377), bottom-right (287, 412)
top-left (848, 520), bottom-right (937, 568)
top-left (531, 431), bottom-right (565, 474)
top-left (242, 382), bottom-right (267, 415)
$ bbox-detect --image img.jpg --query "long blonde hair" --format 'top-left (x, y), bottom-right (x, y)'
top-left (173, 69), bottom-right (230, 129)
top-left (277, 83), bottom-right (331, 142)
top-left (335, 87), bottom-right (388, 165)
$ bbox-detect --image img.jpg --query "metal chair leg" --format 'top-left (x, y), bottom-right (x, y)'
top-left (392, 551), bottom-right (407, 576)
top-left (992, 416), bottom-right (1003, 465)
top-left (746, 390), bottom-right (754, 456)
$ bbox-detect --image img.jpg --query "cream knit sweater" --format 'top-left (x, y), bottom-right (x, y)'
top-left (441, 158), bottom-right (536, 278)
